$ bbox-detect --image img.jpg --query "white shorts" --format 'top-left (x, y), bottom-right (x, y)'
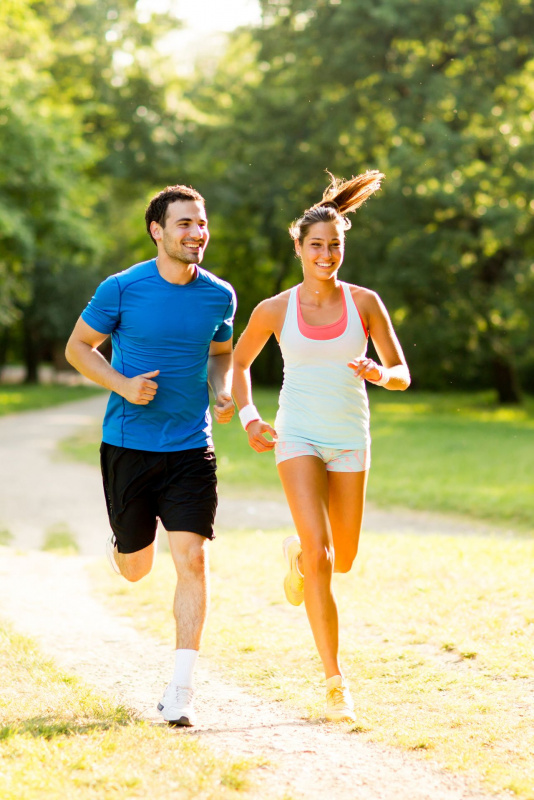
top-left (275, 440), bottom-right (370, 472)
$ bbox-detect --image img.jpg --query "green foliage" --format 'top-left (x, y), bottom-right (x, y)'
top-left (1, 1), bottom-right (533, 398)
top-left (186, 0), bottom-right (534, 398)
top-left (0, 1), bottom-right (186, 375)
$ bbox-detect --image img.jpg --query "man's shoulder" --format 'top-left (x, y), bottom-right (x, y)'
top-left (196, 267), bottom-right (235, 300)
top-left (112, 259), bottom-right (156, 288)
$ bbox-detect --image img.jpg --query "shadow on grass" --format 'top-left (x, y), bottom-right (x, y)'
top-left (0, 705), bottom-right (135, 741)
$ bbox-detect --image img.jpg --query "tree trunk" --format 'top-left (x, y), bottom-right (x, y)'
top-left (22, 319), bottom-right (40, 384)
top-left (0, 329), bottom-right (9, 374)
top-left (492, 355), bottom-right (521, 404)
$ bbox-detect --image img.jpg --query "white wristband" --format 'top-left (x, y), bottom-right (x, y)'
top-left (374, 365), bottom-right (390, 387)
top-left (239, 404), bottom-right (260, 430)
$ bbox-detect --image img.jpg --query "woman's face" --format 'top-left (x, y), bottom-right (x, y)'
top-left (297, 220), bottom-right (345, 281)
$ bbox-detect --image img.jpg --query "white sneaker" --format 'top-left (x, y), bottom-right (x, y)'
top-left (157, 684), bottom-right (196, 727)
top-left (325, 675), bottom-right (356, 723)
top-left (106, 533), bottom-right (121, 575)
top-left (283, 535), bottom-right (304, 606)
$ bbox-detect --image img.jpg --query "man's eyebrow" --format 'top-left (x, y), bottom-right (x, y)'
top-left (174, 217), bottom-right (207, 224)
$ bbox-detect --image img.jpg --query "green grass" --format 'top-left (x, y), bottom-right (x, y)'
top-left (41, 524), bottom-right (80, 555)
top-left (0, 384), bottom-right (104, 417)
top-left (0, 620), bottom-right (268, 799)
top-left (61, 388), bottom-right (534, 530)
top-left (0, 528), bottom-right (13, 546)
top-left (95, 528), bottom-right (534, 799)
top-left (367, 389), bottom-right (534, 529)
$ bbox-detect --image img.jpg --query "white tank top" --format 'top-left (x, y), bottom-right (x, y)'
top-left (275, 282), bottom-right (370, 449)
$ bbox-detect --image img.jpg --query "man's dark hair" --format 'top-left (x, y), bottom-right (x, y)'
top-left (145, 185), bottom-right (205, 245)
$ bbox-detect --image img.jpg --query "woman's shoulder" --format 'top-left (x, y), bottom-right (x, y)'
top-left (248, 288), bottom-right (294, 337)
top-left (254, 288), bottom-right (292, 316)
top-left (345, 282), bottom-right (380, 308)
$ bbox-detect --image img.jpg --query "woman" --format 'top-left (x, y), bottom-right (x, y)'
top-left (232, 171), bottom-right (410, 722)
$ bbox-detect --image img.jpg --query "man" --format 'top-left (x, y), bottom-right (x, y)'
top-left (66, 184), bottom-right (236, 727)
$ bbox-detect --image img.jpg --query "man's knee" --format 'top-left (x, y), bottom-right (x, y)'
top-left (173, 539), bottom-right (208, 576)
top-left (122, 567), bottom-right (149, 582)
top-left (117, 548), bottom-right (154, 582)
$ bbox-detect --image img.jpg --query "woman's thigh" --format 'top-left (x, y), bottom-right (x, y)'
top-left (277, 455), bottom-right (331, 546)
top-left (327, 470), bottom-right (369, 572)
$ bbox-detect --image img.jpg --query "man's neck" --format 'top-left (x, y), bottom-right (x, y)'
top-left (155, 255), bottom-right (197, 285)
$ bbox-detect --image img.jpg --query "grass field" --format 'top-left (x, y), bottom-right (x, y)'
top-left (4, 385), bottom-right (534, 795)
top-left (0, 384), bottom-right (103, 417)
top-left (61, 387), bottom-right (534, 530)
top-left (96, 528), bottom-right (534, 799)
top-left (0, 620), bottom-right (265, 799)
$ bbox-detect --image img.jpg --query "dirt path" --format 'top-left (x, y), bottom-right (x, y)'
top-left (0, 397), bottom-right (509, 799)
top-left (0, 550), bottom-right (507, 800)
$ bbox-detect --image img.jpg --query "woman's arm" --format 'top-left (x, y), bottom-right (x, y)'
top-left (348, 290), bottom-right (411, 391)
top-left (233, 299), bottom-right (280, 452)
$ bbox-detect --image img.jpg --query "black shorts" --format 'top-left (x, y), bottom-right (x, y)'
top-left (100, 442), bottom-right (218, 554)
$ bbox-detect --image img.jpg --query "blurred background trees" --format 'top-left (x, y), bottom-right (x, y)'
top-left (1, 0), bottom-right (533, 400)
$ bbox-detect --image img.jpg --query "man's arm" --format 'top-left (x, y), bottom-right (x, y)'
top-left (65, 317), bottom-right (160, 405)
top-left (208, 338), bottom-right (234, 424)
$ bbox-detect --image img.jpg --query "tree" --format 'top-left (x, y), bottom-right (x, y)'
top-left (0, 0), bottom-right (189, 379)
top-left (186, 0), bottom-right (534, 399)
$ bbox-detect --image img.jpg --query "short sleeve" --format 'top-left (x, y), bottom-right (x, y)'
top-left (212, 287), bottom-right (237, 342)
top-left (81, 275), bottom-right (121, 335)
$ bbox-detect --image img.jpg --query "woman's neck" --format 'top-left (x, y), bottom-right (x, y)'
top-left (300, 276), bottom-right (342, 306)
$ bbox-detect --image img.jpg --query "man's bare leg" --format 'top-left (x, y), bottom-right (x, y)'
top-left (157, 530), bottom-right (209, 726)
top-left (168, 530), bottom-right (210, 649)
top-left (114, 541), bottom-right (156, 582)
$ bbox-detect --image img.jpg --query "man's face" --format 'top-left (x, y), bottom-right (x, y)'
top-left (154, 200), bottom-right (209, 265)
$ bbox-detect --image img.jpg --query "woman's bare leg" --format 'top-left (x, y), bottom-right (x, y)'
top-left (277, 456), bottom-right (341, 679)
top-left (327, 470), bottom-right (369, 573)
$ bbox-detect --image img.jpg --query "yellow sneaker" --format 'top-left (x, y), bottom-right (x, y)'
top-left (282, 535), bottom-right (304, 606)
top-left (325, 675), bottom-right (356, 723)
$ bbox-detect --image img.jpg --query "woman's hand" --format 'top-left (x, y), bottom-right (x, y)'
top-left (347, 357), bottom-right (382, 383)
top-left (246, 419), bottom-right (278, 452)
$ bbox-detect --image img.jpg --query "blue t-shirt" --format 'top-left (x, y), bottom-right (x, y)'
top-left (81, 258), bottom-right (236, 452)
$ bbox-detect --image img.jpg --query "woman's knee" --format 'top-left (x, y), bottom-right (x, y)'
top-left (334, 539), bottom-right (359, 572)
top-left (301, 542), bottom-right (334, 576)
top-left (334, 550), bottom-right (357, 574)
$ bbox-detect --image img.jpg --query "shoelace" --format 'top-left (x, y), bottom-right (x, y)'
top-left (170, 686), bottom-right (194, 708)
top-left (327, 686), bottom-right (349, 708)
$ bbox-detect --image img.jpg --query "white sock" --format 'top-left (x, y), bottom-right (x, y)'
top-left (172, 649), bottom-right (198, 688)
